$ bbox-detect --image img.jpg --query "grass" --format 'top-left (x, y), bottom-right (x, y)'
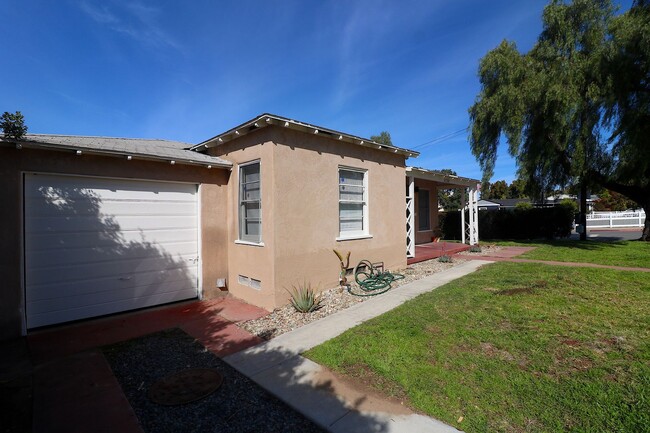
top-left (493, 240), bottom-right (650, 268)
top-left (305, 262), bottom-right (650, 433)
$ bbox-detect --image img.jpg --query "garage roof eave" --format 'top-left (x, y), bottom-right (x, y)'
top-left (2, 137), bottom-right (232, 169)
top-left (192, 113), bottom-right (420, 158)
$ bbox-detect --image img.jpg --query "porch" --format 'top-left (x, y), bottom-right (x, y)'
top-left (405, 167), bottom-right (480, 259)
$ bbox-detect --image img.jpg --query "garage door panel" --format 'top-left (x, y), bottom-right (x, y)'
top-left (27, 268), bottom-right (194, 303)
top-left (25, 175), bottom-right (197, 198)
top-left (24, 198), bottom-right (197, 218)
top-left (26, 241), bottom-right (198, 268)
top-left (25, 215), bottom-right (197, 234)
top-left (25, 174), bottom-right (200, 328)
top-left (27, 251), bottom-right (197, 286)
top-left (28, 279), bottom-right (198, 313)
top-left (27, 287), bottom-right (199, 329)
top-left (26, 229), bottom-right (198, 251)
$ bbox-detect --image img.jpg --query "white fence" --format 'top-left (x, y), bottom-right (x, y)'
top-left (586, 210), bottom-right (646, 228)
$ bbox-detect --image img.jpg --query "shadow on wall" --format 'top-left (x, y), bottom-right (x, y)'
top-left (25, 179), bottom-right (196, 329)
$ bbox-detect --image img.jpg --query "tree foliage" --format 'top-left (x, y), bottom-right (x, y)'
top-left (1, 111), bottom-right (28, 139)
top-left (370, 131), bottom-right (393, 146)
top-left (437, 169), bottom-right (462, 211)
top-left (469, 0), bottom-right (650, 240)
top-left (481, 178), bottom-right (529, 200)
top-left (594, 189), bottom-right (640, 211)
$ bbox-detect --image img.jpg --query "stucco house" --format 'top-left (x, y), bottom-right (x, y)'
top-left (0, 113), bottom-right (479, 339)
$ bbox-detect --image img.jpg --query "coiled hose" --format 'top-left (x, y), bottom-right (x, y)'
top-left (348, 259), bottom-right (405, 297)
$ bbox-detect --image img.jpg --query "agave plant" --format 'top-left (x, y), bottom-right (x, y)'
top-left (286, 282), bottom-right (322, 313)
top-left (469, 245), bottom-right (482, 253)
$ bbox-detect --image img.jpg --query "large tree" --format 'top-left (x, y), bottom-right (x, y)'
top-left (469, 0), bottom-right (650, 240)
top-left (1, 111), bottom-right (27, 139)
top-left (370, 131), bottom-right (393, 146)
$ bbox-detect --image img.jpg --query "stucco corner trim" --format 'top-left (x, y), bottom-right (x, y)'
top-left (335, 234), bottom-right (374, 242)
top-left (234, 239), bottom-right (266, 247)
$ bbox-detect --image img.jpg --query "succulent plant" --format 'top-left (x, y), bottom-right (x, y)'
top-left (286, 282), bottom-right (322, 313)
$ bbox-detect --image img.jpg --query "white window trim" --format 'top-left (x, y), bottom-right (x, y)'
top-left (336, 234), bottom-right (374, 242)
top-left (418, 188), bottom-right (431, 232)
top-left (234, 239), bottom-right (265, 247)
top-left (238, 159), bottom-right (262, 244)
top-left (338, 166), bottom-right (370, 239)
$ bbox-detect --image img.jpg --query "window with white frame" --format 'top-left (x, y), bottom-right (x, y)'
top-left (239, 161), bottom-right (261, 243)
top-left (418, 188), bottom-right (430, 231)
top-left (339, 167), bottom-right (368, 237)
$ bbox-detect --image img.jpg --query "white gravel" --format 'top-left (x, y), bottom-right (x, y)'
top-left (241, 257), bottom-right (467, 340)
top-left (457, 244), bottom-right (503, 256)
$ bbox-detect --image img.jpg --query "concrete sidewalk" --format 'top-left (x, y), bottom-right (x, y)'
top-left (224, 260), bottom-right (492, 433)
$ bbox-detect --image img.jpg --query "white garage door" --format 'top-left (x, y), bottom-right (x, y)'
top-left (24, 174), bottom-right (200, 328)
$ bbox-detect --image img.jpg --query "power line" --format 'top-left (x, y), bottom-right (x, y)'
top-left (411, 127), bottom-right (468, 150)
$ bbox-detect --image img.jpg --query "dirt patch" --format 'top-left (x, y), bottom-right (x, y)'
top-left (495, 280), bottom-right (548, 296)
top-left (315, 364), bottom-right (412, 415)
top-left (480, 342), bottom-right (516, 362)
top-left (496, 287), bottom-right (535, 296)
top-left (571, 357), bottom-right (594, 371)
top-left (561, 339), bottom-right (581, 347)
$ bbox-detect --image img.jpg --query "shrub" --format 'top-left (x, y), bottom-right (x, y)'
top-left (438, 255), bottom-right (453, 263)
top-left (469, 245), bottom-right (482, 253)
top-left (286, 282), bottom-right (322, 313)
top-left (440, 204), bottom-right (574, 240)
top-left (515, 201), bottom-right (533, 211)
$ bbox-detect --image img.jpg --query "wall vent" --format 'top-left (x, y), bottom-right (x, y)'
top-left (238, 275), bottom-right (261, 290)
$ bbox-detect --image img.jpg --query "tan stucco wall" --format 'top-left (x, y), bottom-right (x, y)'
top-left (210, 129), bottom-right (277, 310)
top-left (414, 180), bottom-right (440, 244)
top-left (213, 126), bottom-right (408, 310)
top-left (0, 146), bottom-right (229, 339)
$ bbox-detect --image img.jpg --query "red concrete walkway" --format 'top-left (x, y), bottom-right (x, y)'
top-left (457, 246), bottom-right (650, 272)
top-left (408, 241), bottom-right (470, 265)
top-left (26, 297), bottom-right (269, 433)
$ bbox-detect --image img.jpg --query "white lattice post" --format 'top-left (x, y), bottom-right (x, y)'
top-left (468, 187), bottom-right (476, 245)
top-left (406, 176), bottom-right (415, 258)
top-left (461, 187), bottom-right (467, 244)
top-left (474, 188), bottom-right (479, 244)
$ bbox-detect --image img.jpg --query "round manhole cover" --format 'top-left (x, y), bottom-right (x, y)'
top-left (148, 368), bottom-right (223, 406)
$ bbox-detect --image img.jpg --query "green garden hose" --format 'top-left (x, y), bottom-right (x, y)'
top-left (348, 259), bottom-right (405, 297)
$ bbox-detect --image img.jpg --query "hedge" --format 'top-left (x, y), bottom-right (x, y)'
top-left (440, 204), bottom-right (575, 241)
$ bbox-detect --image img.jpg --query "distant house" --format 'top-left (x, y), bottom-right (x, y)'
top-left (545, 194), bottom-right (596, 212)
top-left (478, 198), bottom-right (532, 210)
top-left (0, 113), bottom-right (479, 339)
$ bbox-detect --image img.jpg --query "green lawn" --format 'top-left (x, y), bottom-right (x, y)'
top-left (494, 240), bottom-right (650, 268)
top-left (305, 262), bottom-right (650, 433)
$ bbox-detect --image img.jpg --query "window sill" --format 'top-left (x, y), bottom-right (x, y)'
top-left (235, 240), bottom-right (265, 247)
top-left (336, 234), bottom-right (373, 242)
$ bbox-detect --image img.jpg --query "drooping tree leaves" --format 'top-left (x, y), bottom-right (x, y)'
top-left (469, 0), bottom-right (650, 239)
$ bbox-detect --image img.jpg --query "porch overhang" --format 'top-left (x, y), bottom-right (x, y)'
top-left (405, 167), bottom-right (480, 256)
top-left (405, 167), bottom-right (480, 188)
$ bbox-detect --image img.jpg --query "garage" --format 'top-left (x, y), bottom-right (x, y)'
top-left (24, 173), bottom-right (200, 328)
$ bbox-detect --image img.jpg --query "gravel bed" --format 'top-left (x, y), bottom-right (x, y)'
top-left (241, 258), bottom-right (467, 340)
top-left (457, 244), bottom-right (503, 256)
top-left (104, 328), bottom-right (325, 433)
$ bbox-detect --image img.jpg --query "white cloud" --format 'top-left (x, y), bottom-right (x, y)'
top-left (78, 1), bottom-right (181, 51)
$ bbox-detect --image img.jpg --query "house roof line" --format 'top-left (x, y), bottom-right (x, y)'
top-left (406, 166), bottom-right (480, 188)
top-left (191, 113), bottom-right (420, 158)
top-left (24, 133), bottom-right (191, 145)
top-left (0, 135), bottom-right (232, 169)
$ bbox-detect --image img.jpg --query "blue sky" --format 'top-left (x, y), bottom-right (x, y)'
top-left (0, 1), bottom-right (632, 183)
